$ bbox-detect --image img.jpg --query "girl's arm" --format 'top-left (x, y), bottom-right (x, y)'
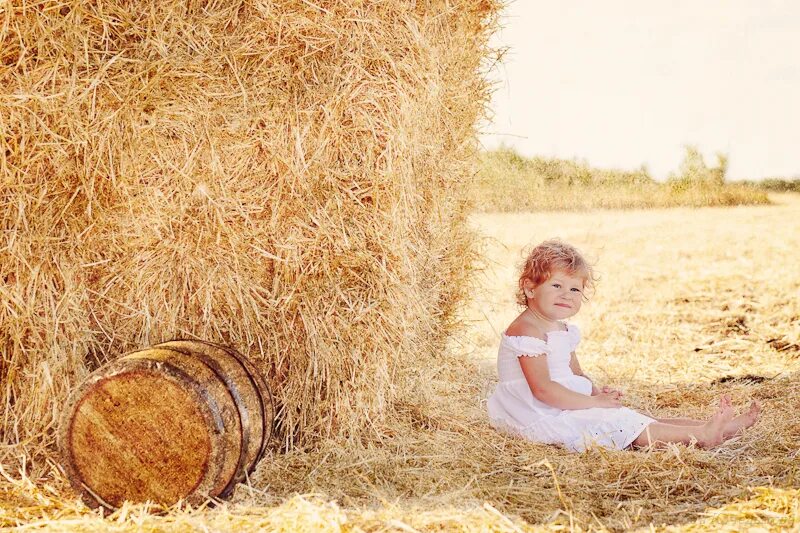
top-left (519, 354), bottom-right (621, 410)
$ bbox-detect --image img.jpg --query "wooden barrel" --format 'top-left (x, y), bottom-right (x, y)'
top-left (58, 340), bottom-right (274, 509)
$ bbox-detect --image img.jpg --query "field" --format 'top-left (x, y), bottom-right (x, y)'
top-left (5, 2), bottom-right (798, 529)
top-left (3, 194), bottom-right (799, 531)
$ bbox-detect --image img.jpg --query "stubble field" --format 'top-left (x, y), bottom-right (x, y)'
top-left (462, 192), bottom-right (800, 529)
top-left (469, 193), bottom-right (799, 388)
top-left (2, 194), bottom-right (799, 531)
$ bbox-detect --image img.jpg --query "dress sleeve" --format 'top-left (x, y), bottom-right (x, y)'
top-left (503, 335), bottom-right (551, 358)
top-left (567, 323), bottom-right (581, 351)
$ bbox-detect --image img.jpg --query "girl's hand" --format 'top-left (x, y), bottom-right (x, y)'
top-left (593, 391), bottom-right (623, 408)
top-left (600, 385), bottom-right (623, 400)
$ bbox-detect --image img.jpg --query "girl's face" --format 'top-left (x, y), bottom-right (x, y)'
top-left (526, 269), bottom-right (585, 321)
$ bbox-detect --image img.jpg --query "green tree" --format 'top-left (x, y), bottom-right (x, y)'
top-left (670, 145), bottom-right (728, 186)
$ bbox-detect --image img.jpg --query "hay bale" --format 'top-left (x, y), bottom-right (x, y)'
top-left (0, 0), bottom-right (500, 450)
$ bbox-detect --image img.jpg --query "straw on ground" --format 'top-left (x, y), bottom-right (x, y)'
top-left (2, 194), bottom-right (798, 531)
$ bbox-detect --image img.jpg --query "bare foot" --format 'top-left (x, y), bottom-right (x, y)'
top-left (723, 400), bottom-right (761, 438)
top-left (697, 394), bottom-right (735, 448)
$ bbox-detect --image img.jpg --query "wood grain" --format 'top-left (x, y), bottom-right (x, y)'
top-left (58, 343), bottom-right (274, 508)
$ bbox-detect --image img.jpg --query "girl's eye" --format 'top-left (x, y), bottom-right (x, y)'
top-left (571, 288), bottom-right (582, 293)
top-left (552, 284), bottom-right (561, 288)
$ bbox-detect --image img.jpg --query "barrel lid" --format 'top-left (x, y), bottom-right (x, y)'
top-left (58, 352), bottom-right (225, 508)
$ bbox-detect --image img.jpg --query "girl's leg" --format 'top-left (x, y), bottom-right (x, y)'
top-left (656, 400), bottom-right (761, 438)
top-left (633, 395), bottom-right (734, 449)
top-left (726, 401), bottom-right (761, 437)
top-left (657, 418), bottom-right (703, 426)
top-left (634, 422), bottom-right (721, 448)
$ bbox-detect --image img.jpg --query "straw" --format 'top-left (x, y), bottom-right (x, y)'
top-left (0, 0), bottom-right (500, 450)
top-left (3, 1), bottom-right (799, 531)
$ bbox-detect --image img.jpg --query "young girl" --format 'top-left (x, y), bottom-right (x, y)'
top-left (487, 239), bottom-right (760, 451)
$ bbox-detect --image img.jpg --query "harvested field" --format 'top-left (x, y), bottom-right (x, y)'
top-left (2, 194), bottom-right (798, 531)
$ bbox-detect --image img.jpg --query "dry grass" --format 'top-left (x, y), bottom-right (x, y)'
top-left (474, 181), bottom-right (772, 212)
top-left (2, 1), bottom-right (797, 530)
top-left (474, 148), bottom-right (771, 212)
top-left (0, 0), bottom-right (499, 452)
top-left (2, 195), bottom-right (798, 531)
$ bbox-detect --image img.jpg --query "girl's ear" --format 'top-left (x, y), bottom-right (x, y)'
top-left (521, 278), bottom-right (536, 298)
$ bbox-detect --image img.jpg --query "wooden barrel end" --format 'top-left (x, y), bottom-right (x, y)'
top-left (59, 342), bottom-right (275, 508)
top-left (58, 358), bottom-right (223, 508)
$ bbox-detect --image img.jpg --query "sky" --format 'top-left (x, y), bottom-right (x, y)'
top-left (479, 1), bottom-right (800, 181)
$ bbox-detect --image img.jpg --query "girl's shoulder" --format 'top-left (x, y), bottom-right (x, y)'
top-left (501, 321), bottom-right (579, 357)
top-left (502, 321), bottom-right (579, 349)
top-left (504, 319), bottom-right (571, 340)
top-left (504, 318), bottom-right (547, 341)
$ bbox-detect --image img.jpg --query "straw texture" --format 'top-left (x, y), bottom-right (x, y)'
top-left (6, 1), bottom-right (798, 531)
top-left (0, 0), bottom-right (500, 451)
top-left (1, 190), bottom-right (798, 529)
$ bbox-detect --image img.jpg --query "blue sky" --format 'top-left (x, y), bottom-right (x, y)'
top-left (480, 1), bottom-right (800, 180)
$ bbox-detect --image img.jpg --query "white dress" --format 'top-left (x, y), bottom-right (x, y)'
top-left (487, 324), bottom-right (655, 452)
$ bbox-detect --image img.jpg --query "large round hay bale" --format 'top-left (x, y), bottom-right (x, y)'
top-left (1, 1), bottom-right (501, 450)
top-left (58, 341), bottom-right (274, 508)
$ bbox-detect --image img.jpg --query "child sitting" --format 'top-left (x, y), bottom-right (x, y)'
top-left (487, 239), bottom-right (760, 451)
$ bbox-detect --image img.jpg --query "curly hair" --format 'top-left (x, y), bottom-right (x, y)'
top-left (516, 239), bottom-right (596, 307)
